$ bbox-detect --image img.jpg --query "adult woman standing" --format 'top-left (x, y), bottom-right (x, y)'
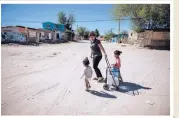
top-left (89, 31), bottom-right (107, 82)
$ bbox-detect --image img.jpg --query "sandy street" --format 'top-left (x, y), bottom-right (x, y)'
top-left (1, 40), bottom-right (170, 115)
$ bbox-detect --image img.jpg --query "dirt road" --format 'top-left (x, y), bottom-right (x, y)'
top-left (1, 41), bottom-right (170, 115)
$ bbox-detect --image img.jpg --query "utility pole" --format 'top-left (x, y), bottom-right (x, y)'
top-left (111, 28), bottom-right (113, 42)
top-left (71, 11), bottom-right (74, 41)
top-left (118, 20), bottom-right (120, 43)
top-left (71, 23), bottom-right (72, 41)
top-left (118, 21), bottom-right (120, 35)
top-left (76, 24), bottom-right (79, 40)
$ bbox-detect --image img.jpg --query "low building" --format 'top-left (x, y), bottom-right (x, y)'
top-left (127, 29), bottom-right (170, 48)
top-left (2, 26), bottom-right (28, 43)
top-left (38, 28), bottom-right (55, 42)
top-left (1, 24), bottom-right (67, 44)
top-left (1, 26), bottom-right (40, 44)
top-left (42, 22), bottom-right (66, 42)
top-left (143, 29), bottom-right (170, 47)
top-left (1, 26), bottom-right (26, 43)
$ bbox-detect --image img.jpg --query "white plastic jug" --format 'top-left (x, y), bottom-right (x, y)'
top-left (107, 73), bottom-right (113, 85)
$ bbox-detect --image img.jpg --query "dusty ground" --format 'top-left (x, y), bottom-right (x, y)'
top-left (1, 40), bottom-right (170, 115)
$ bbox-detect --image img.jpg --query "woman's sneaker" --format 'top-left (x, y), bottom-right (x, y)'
top-left (97, 77), bottom-right (104, 82)
top-left (93, 77), bottom-right (98, 80)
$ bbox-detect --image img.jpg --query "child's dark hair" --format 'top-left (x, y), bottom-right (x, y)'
top-left (83, 57), bottom-right (90, 66)
top-left (114, 50), bottom-right (122, 56)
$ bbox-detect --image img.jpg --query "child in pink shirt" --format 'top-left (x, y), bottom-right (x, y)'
top-left (111, 50), bottom-right (123, 82)
top-left (112, 50), bottom-right (122, 69)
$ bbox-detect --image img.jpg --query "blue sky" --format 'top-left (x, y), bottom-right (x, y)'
top-left (1, 4), bottom-right (132, 35)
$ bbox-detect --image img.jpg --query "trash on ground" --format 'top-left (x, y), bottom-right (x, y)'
top-left (146, 100), bottom-right (154, 105)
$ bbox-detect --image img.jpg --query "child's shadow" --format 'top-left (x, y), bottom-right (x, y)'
top-left (88, 90), bottom-right (117, 99)
top-left (112, 82), bottom-right (152, 96)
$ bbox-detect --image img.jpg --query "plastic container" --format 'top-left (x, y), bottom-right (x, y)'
top-left (107, 68), bottom-right (120, 86)
top-left (111, 68), bottom-right (119, 78)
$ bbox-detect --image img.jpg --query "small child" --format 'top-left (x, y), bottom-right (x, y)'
top-left (112, 50), bottom-right (122, 69)
top-left (111, 50), bottom-right (123, 82)
top-left (81, 57), bottom-right (93, 91)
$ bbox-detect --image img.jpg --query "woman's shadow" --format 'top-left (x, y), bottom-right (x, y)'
top-left (112, 82), bottom-right (152, 96)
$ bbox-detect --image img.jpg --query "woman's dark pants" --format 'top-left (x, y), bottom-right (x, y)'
top-left (93, 56), bottom-right (103, 78)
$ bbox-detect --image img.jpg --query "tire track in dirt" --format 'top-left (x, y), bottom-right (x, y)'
top-left (28, 83), bottom-right (60, 99)
top-left (2, 66), bottom-right (57, 80)
top-left (6, 56), bottom-right (73, 99)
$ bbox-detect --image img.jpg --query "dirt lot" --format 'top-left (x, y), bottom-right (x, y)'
top-left (1, 41), bottom-right (170, 115)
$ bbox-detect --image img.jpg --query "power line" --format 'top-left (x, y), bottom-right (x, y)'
top-left (2, 18), bottom-right (142, 24)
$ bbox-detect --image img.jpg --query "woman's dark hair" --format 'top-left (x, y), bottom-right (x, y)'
top-left (89, 31), bottom-right (96, 37)
top-left (114, 50), bottom-right (122, 56)
top-left (83, 57), bottom-right (90, 66)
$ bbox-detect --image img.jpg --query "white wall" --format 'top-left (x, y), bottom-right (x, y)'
top-left (128, 30), bottom-right (138, 41)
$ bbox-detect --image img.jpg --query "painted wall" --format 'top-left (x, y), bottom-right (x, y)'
top-left (1, 32), bottom-right (26, 42)
top-left (42, 22), bottom-right (65, 32)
